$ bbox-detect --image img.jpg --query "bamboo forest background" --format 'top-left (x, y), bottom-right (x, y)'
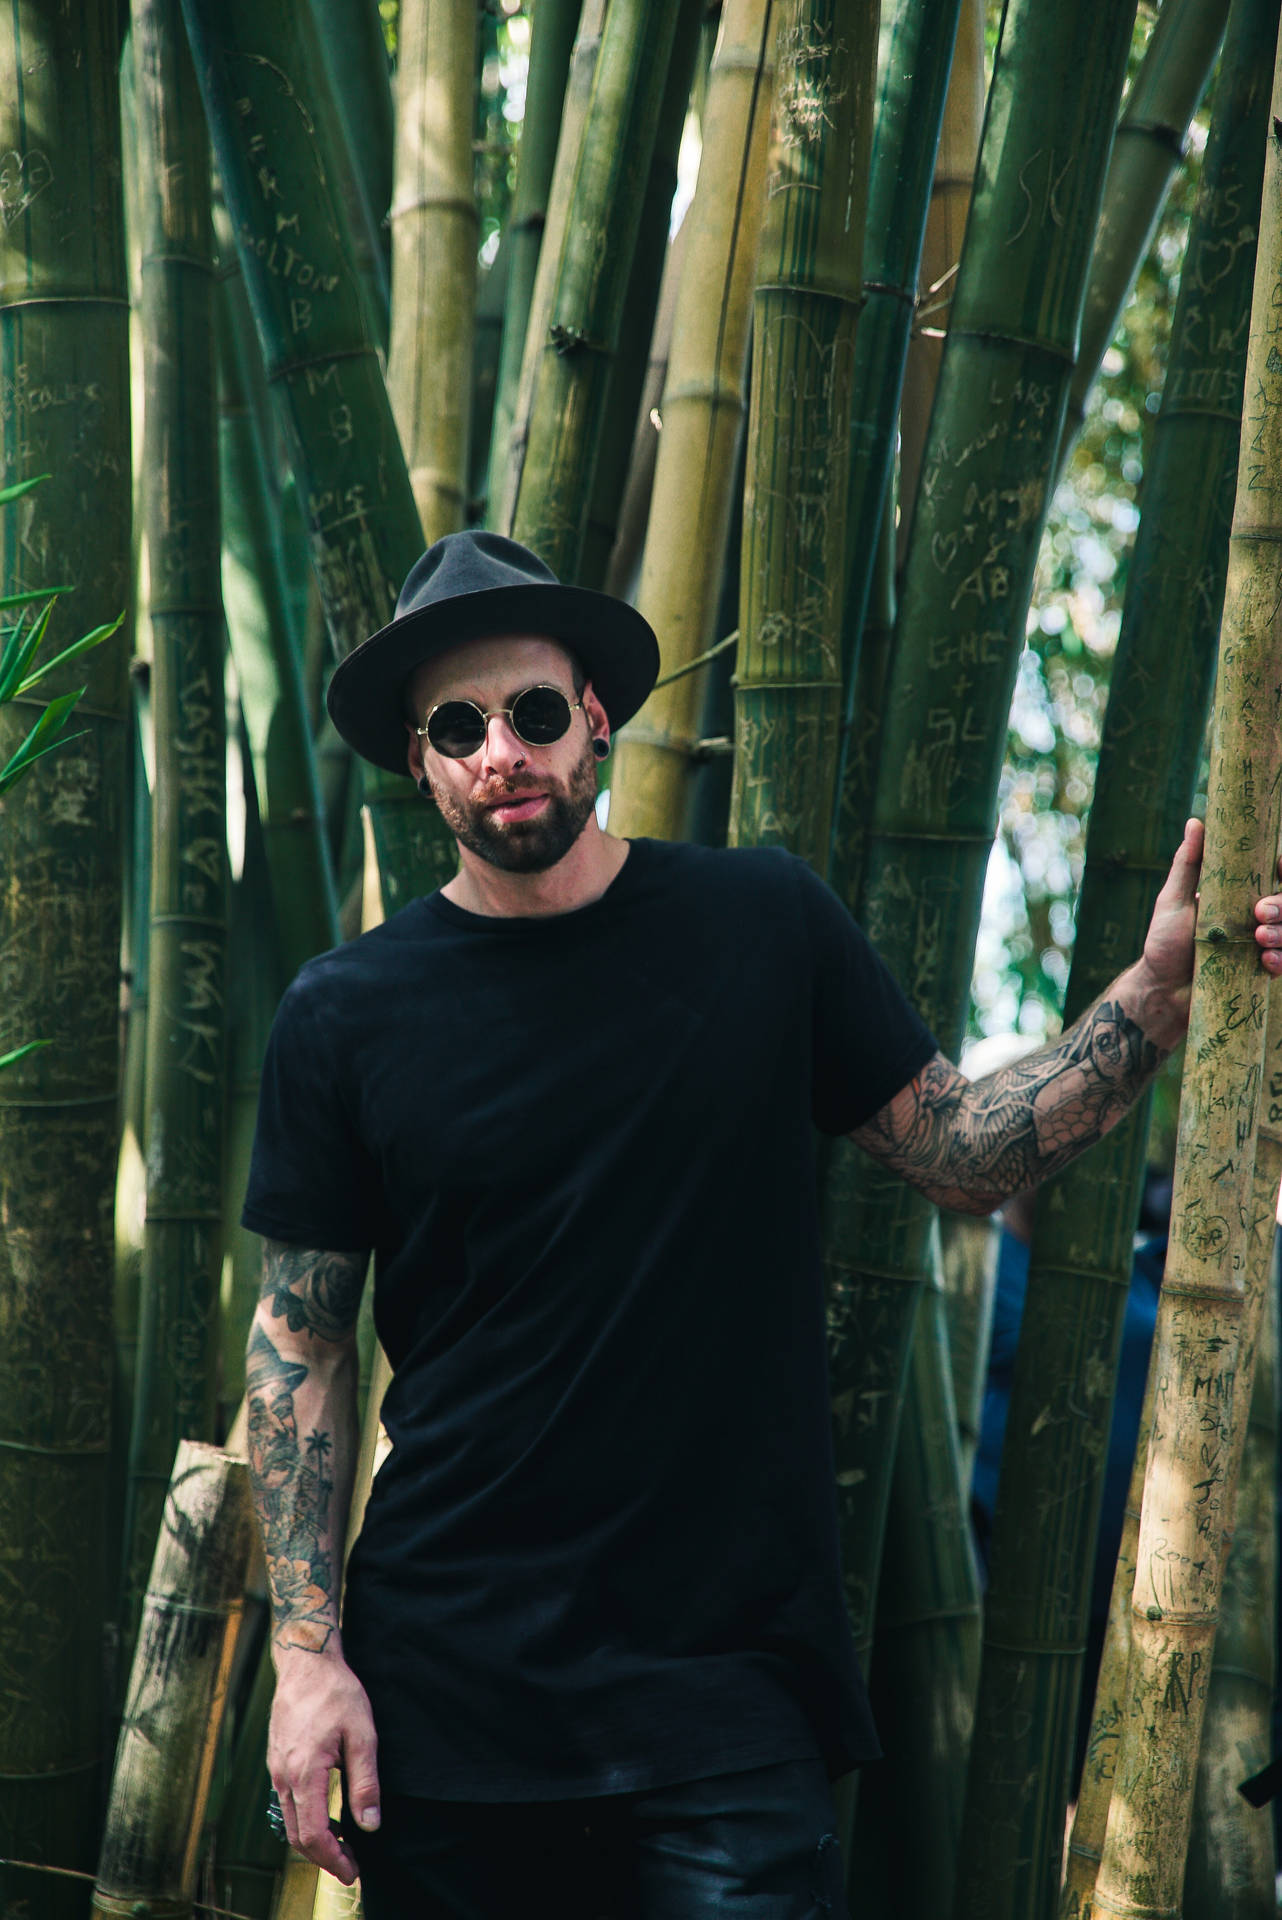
top-left (1, 1), bottom-right (1281, 1917)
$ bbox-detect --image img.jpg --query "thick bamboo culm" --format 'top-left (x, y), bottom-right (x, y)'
top-left (388, 0), bottom-right (478, 546)
top-left (180, 0), bottom-right (457, 915)
top-left (0, 4), bottom-right (131, 1905)
top-left (312, 0), bottom-right (394, 339)
top-left (1090, 39), bottom-right (1282, 1907)
top-left (506, 0), bottom-right (691, 580)
top-left (608, 0), bottom-right (776, 842)
top-left (1060, 0), bottom-right (1232, 464)
top-left (121, 0), bottom-right (228, 1644)
top-left (958, 0), bottom-right (1277, 1901)
top-left (728, 0), bottom-right (878, 871)
top-left (93, 1444), bottom-right (256, 1920)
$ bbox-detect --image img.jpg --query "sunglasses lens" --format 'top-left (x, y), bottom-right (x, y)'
top-left (427, 701), bottom-right (486, 757)
top-left (511, 686), bottom-right (573, 745)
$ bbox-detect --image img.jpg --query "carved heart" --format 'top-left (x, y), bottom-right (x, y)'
top-left (0, 149), bottom-right (53, 229)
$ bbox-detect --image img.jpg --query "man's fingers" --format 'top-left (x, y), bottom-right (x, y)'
top-left (343, 1719), bottom-right (382, 1832)
top-left (1156, 817), bottom-right (1203, 909)
top-left (290, 1776), bottom-right (359, 1887)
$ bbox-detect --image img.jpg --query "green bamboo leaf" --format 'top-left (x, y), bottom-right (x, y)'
top-left (0, 597), bottom-right (56, 701)
top-left (15, 611), bottom-right (123, 693)
top-left (0, 582), bottom-right (71, 610)
top-left (0, 1038), bottom-right (51, 1070)
top-left (0, 691), bottom-right (87, 793)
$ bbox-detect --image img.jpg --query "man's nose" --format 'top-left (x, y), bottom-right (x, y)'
top-left (480, 711), bottom-right (528, 774)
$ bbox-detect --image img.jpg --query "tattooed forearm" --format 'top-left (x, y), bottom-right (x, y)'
top-left (854, 996), bottom-right (1164, 1214)
top-left (247, 1249), bottom-right (364, 1657)
top-left (260, 1241), bottom-right (367, 1343)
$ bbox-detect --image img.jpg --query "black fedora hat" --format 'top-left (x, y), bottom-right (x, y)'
top-left (327, 530), bottom-right (660, 777)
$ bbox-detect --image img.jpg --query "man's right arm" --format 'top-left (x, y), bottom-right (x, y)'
top-left (247, 1240), bottom-right (379, 1887)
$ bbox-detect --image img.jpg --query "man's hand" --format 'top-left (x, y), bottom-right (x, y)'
top-left (268, 1645), bottom-right (380, 1886)
top-left (1123, 815), bottom-right (1204, 1054)
top-left (1254, 853), bottom-right (1282, 975)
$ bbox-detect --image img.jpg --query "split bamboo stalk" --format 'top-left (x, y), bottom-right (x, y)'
top-left (578, 0), bottom-right (705, 590)
top-left (958, 0), bottom-right (1276, 1903)
top-left (896, 0), bottom-right (984, 560)
top-left (388, 0), bottom-right (479, 546)
top-left (832, 0), bottom-right (962, 777)
top-left (486, 0), bottom-right (581, 520)
top-left (94, 1443), bottom-right (255, 1920)
top-left (0, 2), bottom-right (132, 1899)
top-left (824, 0), bottom-right (1139, 1689)
top-left (120, 0), bottom-right (228, 1647)
top-left (1090, 39), bottom-right (1282, 1902)
top-left (1061, 0), bottom-right (1232, 466)
top-left (728, 0), bottom-right (878, 871)
top-left (505, 0), bottom-right (690, 579)
top-left (608, 0), bottom-right (776, 842)
top-left (181, 0), bottom-right (457, 913)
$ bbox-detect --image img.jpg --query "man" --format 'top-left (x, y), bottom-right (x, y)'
top-left (242, 530), bottom-right (1282, 1918)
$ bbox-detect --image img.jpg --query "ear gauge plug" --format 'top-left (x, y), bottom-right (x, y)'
top-left (417, 775), bottom-right (432, 796)
top-left (592, 737), bottom-right (611, 761)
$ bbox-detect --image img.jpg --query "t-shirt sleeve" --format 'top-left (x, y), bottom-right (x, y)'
top-left (241, 971), bottom-right (381, 1250)
top-left (791, 857), bottom-right (939, 1135)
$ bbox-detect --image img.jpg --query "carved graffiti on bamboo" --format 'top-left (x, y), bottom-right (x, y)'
top-left (0, 147), bottom-right (53, 227)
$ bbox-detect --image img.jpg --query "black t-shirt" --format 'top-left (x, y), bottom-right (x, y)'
top-left (242, 837), bottom-right (936, 1800)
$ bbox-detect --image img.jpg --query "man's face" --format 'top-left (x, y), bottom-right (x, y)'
top-left (248, 1384), bottom-right (298, 1487)
top-left (406, 635), bottom-right (603, 876)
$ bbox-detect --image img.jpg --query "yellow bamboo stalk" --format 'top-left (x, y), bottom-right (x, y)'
top-left (388, 0), bottom-right (479, 544)
top-left (93, 1444), bottom-right (255, 1920)
top-left (607, 0), bottom-right (776, 841)
top-left (1090, 40), bottom-right (1282, 1908)
top-left (895, 0), bottom-right (983, 560)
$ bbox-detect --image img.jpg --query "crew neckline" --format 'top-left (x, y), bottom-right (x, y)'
top-left (425, 837), bottom-right (652, 934)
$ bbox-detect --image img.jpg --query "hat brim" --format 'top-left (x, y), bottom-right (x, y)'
top-left (326, 582), bottom-right (660, 778)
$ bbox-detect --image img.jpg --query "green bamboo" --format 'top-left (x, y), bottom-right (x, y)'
top-left (1090, 31), bottom-right (1282, 1905)
top-left (181, 0), bottom-right (457, 911)
top-left (486, 0), bottom-right (582, 521)
top-left (831, 0), bottom-right (963, 763)
top-left (578, 0), bottom-right (705, 591)
top-left (728, 0), bottom-right (878, 871)
top-left (121, 0), bottom-right (229, 1652)
top-left (936, 1209), bottom-right (998, 1486)
top-left (94, 1443), bottom-right (256, 1920)
top-left (849, 1263), bottom-right (982, 1916)
top-left (607, 0), bottom-right (775, 842)
top-left (896, 0), bottom-right (984, 561)
top-left (0, 2), bottom-right (131, 1902)
top-left (825, 0), bottom-right (1139, 1692)
top-left (311, 0), bottom-right (394, 335)
top-left (217, 230), bottom-right (340, 979)
top-left (958, 1), bottom-right (1276, 1904)
top-left (468, 236), bottom-right (511, 525)
top-left (210, 1642), bottom-right (284, 1920)
top-left (388, 0), bottom-right (478, 546)
top-left (1182, 1240), bottom-right (1277, 1920)
top-left (505, 0), bottom-right (689, 580)
top-left (1061, 0), bottom-right (1231, 465)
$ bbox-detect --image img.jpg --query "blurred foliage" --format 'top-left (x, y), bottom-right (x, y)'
top-left (969, 8), bottom-right (1205, 1058)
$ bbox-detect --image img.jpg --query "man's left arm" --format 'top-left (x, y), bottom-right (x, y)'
top-left (852, 817), bottom-right (1273, 1216)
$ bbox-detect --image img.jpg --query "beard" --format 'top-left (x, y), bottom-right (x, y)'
top-left (427, 736), bottom-right (600, 874)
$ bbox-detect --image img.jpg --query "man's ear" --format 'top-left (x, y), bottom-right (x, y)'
top-left (583, 679), bottom-right (610, 747)
top-left (406, 718), bottom-right (426, 783)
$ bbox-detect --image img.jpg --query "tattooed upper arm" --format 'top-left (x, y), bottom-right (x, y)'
top-left (260, 1241), bottom-right (368, 1345)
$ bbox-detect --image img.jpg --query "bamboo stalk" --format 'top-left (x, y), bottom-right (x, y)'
top-left (959, 0), bottom-right (1276, 1902)
top-left (1061, 0), bottom-right (1232, 466)
top-left (896, 0), bottom-right (984, 560)
top-left (93, 1443), bottom-right (256, 1920)
top-left (181, 0), bottom-right (457, 912)
top-left (120, 0), bottom-right (228, 1651)
top-left (388, 0), bottom-right (479, 545)
top-left (486, 0), bottom-right (582, 521)
top-left (505, 0), bottom-right (690, 579)
top-left (608, 0), bottom-right (776, 841)
top-left (1090, 36), bottom-right (1282, 1901)
top-left (312, 0), bottom-right (394, 337)
top-left (0, 2), bottom-right (132, 1898)
top-left (728, 0), bottom-right (878, 871)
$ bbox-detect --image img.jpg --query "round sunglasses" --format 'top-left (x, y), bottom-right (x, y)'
top-left (416, 684), bottom-right (584, 759)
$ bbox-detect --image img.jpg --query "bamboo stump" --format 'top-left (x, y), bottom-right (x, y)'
top-left (93, 1443), bottom-right (255, 1920)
